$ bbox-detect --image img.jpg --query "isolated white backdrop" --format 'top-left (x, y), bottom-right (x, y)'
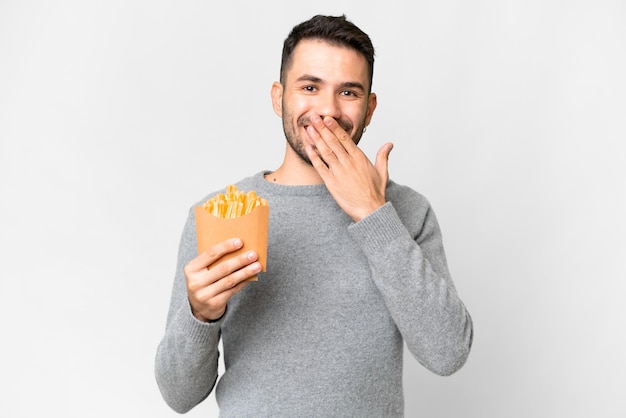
top-left (1, 1), bottom-right (625, 417)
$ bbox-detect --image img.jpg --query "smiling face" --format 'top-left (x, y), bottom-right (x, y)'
top-left (271, 39), bottom-right (377, 165)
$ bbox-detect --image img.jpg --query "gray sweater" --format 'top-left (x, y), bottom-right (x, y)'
top-left (155, 172), bottom-right (473, 417)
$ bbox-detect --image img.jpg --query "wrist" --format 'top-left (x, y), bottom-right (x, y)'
top-left (351, 201), bottom-right (385, 222)
top-left (207, 307), bottom-right (227, 323)
top-left (190, 303), bottom-right (226, 323)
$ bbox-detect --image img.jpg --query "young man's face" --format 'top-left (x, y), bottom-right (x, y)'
top-left (272, 39), bottom-right (377, 164)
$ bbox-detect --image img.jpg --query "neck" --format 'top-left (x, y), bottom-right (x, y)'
top-left (264, 143), bottom-right (323, 185)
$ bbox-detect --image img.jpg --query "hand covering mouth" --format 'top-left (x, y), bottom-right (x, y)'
top-left (298, 116), bottom-right (353, 133)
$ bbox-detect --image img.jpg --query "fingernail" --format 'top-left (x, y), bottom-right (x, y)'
top-left (233, 239), bottom-right (242, 248)
top-left (247, 251), bottom-right (257, 260)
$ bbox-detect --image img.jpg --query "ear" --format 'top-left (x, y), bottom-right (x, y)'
top-left (271, 82), bottom-right (283, 117)
top-left (364, 92), bottom-right (377, 126)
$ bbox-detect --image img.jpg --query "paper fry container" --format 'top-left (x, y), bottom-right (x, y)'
top-left (194, 205), bottom-right (269, 280)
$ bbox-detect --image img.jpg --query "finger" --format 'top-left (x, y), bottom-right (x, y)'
top-left (205, 257), bottom-right (262, 297)
top-left (305, 124), bottom-right (340, 167)
top-left (309, 115), bottom-right (351, 161)
top-left (198, 277), bottom-right (250, 320)
top-left (322, 116), bottom-right (356, 149)
top-left (212, 279), bottom-right (249, 306)
top-left (186, 238), bottom-right (243, 272)
top-left (187, 251), bottom-right (260, 321)
top-left (375, 142), bottom-right (394, 180)
top-left (190, 250), bottom-right (260, 301)
top-left (190, 261), bottom-right (257, 322)
top-left (305, 141), bottom-right (331, 176)
top-left (207, 250), bottom-right (259, 287)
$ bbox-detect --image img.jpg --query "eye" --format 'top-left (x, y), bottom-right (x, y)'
top-left (303, 85), bottom-right (317, 92)
top-left (340, 90), bottom-right (357, 97)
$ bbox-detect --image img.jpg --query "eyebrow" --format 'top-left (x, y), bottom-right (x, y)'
top-left (295, 74), bottom-right (366, 92)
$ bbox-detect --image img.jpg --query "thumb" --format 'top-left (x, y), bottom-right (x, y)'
top-left (375, 142), bottom-right (393, 178)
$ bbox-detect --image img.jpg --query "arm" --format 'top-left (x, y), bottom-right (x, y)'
top-left (348, 200), bottom-right (473, 375)
top-left (155, 209), bottom-right (261, 413)
top-left (305, 115), bottom-right (472, 375)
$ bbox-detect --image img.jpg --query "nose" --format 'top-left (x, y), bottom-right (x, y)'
top-left (315, 91), bottom-right (341, 120)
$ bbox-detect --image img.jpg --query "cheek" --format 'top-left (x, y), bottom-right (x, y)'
top-left (344, 105), bottom-right (368, 126)
top-left (292, 99), bottom-right (313, 118)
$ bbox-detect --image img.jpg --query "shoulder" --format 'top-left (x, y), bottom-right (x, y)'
top-left (385, 180), bottom-right (438, 237)
top-left (385, 180), bottom-right (432, 213)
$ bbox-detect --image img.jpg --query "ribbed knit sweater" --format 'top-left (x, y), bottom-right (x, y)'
top-left (155, 171), bottom-right (473, 417)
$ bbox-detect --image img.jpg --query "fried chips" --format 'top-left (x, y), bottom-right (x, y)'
top-left (202, 185), bottom-right (268, 219)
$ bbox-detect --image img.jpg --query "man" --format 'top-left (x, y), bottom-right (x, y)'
top-left (155, 14), bottom-right (473, 417)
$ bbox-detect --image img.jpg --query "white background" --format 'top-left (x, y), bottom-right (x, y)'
top-left (1, 1), bottom-right (625, 417)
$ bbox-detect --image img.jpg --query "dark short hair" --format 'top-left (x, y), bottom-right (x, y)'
top-left (280, 15), bottom-right (375, 91)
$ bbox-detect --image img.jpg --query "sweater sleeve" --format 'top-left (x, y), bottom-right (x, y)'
top-left (348, 201), bottom-right (473, 376)
top-left (154, 208), bottom-right (224, 413)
